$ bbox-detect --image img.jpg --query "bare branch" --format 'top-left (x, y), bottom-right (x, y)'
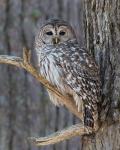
top-left (29, 124), bottom-right (92, 146)
top-left (0, 48), bottom-right (82, 120)
top-left (0, 48), bottom-right (93, 146)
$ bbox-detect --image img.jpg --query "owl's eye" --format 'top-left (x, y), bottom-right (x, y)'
top-left (59, 31), bottom-right (66, 36)
top-left (46, 31), bottom-right (53, 35)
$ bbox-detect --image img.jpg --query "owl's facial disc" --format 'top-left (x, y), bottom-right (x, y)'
top-left (42, 24), bottom-right (75, 45)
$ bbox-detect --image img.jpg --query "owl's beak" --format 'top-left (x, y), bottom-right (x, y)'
top-left (52, 37), bottom-right (60, 44)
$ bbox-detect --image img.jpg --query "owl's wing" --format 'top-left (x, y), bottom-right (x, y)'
top-left (56, 47), bottom-right (100, 100)
top-left (56, 48), bottom-right (100, 127)
top-left (67, 49), bottom-right (100, 96)
top-left (74, 49), bottom-right (99, 81)
top-left (57, 47), bottom-right (100, 84)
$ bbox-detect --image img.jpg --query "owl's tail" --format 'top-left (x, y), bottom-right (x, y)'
top-left (84, 104), bottom-right (99, 131)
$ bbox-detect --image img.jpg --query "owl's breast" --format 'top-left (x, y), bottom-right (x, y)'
top-left (40, 53), bottom-right (65, 91)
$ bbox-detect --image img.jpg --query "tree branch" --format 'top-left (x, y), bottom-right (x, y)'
top-left (0, 48), bottom-right (93, 146)
top-left (29, 124), bottom-right (92, 146)
top-left (0, 48), bottom-right (82, 120)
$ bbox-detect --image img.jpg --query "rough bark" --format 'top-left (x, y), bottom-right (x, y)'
top-left (82, 0), bottom-right (120, 149)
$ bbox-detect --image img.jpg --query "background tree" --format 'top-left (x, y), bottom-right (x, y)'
top-left (0, 0), bottom-right (119, 150)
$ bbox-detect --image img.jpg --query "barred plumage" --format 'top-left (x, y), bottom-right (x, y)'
top-left (35, 19), bottom-right (100, 129)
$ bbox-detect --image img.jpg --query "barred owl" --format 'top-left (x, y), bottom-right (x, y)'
top-left (35, 19), bottom-right (100, 129)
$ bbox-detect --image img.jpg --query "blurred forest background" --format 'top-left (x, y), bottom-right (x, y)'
top-left (0, 0), bottom-right (84, 150)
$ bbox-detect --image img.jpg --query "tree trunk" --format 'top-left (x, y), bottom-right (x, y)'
top-left (82, 0), bottom-right (120, 149)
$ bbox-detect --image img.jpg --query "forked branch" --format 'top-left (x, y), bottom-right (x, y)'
top-left (0, 48), bottom-right (82, 119)
top-left (0, 48), bottom-right (93, 146)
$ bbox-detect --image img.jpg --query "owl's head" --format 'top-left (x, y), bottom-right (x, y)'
top-left (35, 19), bottom-right (76, 47)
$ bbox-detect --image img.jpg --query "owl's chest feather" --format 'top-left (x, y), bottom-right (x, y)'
top-left (40, 53), bottom-right (64, 90)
